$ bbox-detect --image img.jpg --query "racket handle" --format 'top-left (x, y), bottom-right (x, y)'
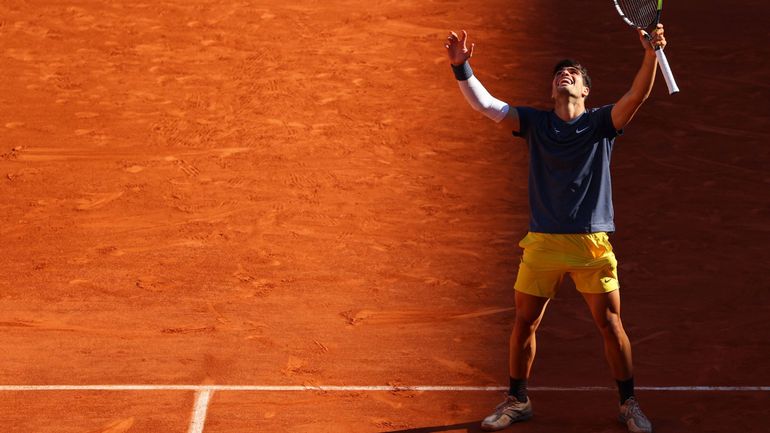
top-left (654, 48), bottom-right (679, 95)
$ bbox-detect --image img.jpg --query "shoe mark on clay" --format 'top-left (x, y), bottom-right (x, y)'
top-left (233, 265), bottom-right (277, 298)
top-left (207, 296), bottom-right (271, 335)
top-left (372, 420), bottom-right (413, 431)
top-left (313, 340), bottom-right (329, 354)
top-left (135, 276), bottom-right (172, 293)
top-left (175, 159), bottom-right (200, 177)
top-left (218, 176), bottom-right (249, 189)
top-left (281, 355), bottom-right (320, 377)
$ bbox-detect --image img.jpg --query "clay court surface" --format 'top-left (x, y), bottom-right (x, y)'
top-left (1, 0), bottom-right (768, 432)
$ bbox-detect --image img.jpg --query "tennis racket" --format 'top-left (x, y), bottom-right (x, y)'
top-left (613, 0), bottom-right (679, 94)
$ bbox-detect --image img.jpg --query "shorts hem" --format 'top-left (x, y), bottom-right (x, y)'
top-left (514, 285), bottom-right (556, 299)
top-left (575, 285), bottom-right (620, 295)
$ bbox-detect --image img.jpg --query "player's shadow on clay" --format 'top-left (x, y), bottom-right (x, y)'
top-left (381, 421), bottom-right (484, 433)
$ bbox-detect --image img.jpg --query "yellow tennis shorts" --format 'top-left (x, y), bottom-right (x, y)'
top-left (514, 231), bottom-right (619, 299)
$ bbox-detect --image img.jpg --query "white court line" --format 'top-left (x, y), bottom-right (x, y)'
top-left (0, 385), bottom-right (768, 392)
top-left (187, 389), bottom-right (212, 433)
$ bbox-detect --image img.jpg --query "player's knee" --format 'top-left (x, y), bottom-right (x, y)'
top-left (513, 315), bottom-right (541, 337)
top-left (596, 312), bottom-right (624, 337)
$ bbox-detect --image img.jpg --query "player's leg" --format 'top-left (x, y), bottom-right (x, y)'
top-left (571, 233), bottom-right (653, 432)
top-left (481, 232), bottom-right (563, 431)
top-left (509, 290), bottom-right (550, 384)
top-left (576, 263), bottom-right (651, 432)
top-left (581, 290), bottom-right (632, 381)
top-left (508, 239), bottom-right (562, 397)
top-left (481, 290), bottom-right (548, 431)
top-left (568, 233), bottom-right (631, 383)
top-left (582, 290), bottom-right (652, 433)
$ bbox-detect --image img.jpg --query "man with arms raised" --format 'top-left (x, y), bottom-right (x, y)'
top-left (444, 24), bottom-right (667, 433)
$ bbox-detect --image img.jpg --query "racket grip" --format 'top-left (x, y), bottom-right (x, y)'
top-left (654, 48), bottom-right (679, 94)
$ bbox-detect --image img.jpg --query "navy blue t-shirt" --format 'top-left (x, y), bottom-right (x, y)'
top-left (513, 105), bottom-right (621, 234)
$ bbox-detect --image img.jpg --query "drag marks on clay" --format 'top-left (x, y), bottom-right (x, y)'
top-left (4, 121), bottom-right (26, 129)
top-left (4, 48), bottom-right (35, 62)
top-left (72, 200), bottom-right (261, 236)
top-left (0, 319), bottom-right (97, 334)
top-left (0, 311), bottom-right (262, 340)
top-left (75, 191), bottom-right (125, 211)
top-left (124, 165), bottom-right (145, 173)
top-left (85, 417), bottom-right (135, 433)
top-left (0, 321), bottom-right (37, 328)
top-left (87, 239), bottom-right (205, 259)
top-left (9, 20), bottom-right (53, 38)
top-left (340, 306), bottom-right (514, 327)
top-left (13, 147), bottom-right (105, 162)
top-left (631, 330), bottom-right (672, 346)
top-left (161, 326), bottom-right (216, 335)
top-left (74, 111), bottom-right (101, 119)
top-left (449, 307), bottom-right (515, 320)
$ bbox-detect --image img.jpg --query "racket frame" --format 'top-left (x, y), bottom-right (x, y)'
top-left (613, 0), bottom-right (680, 94)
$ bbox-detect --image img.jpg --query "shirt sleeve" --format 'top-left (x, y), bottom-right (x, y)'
top-left (512, 106), bottom-right (536, 137)
top-left (596, 104), bottom-right (623, 138)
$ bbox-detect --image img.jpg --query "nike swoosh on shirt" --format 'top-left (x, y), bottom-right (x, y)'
top-left (576, 126), bottom-right (589, 133)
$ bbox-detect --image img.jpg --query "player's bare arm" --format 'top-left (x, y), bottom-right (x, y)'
top-left (445, 30), bottom-right (520, 133)
top-left (611, 24), bottom-right (667, 130)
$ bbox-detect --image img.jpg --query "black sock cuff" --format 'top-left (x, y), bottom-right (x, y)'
top-left (616, 376), bottom-right (635, 404)
top-left (509, 377), bottom-right (528, 402)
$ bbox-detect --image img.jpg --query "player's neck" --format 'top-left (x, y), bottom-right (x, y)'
top-left (553, 97), bottom-right (586, 123)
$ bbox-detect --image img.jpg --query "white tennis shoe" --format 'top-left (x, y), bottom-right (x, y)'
top-left (480, 394), bottom-right (533, 431)
top-left (619, 397), bottom-right (653, 433)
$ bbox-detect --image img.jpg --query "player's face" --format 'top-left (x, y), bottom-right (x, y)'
top-left (551, 66), bottom-right (589, 99)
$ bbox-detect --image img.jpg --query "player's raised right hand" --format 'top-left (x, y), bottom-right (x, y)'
top-left (445, 30), bottom-right (474, 66)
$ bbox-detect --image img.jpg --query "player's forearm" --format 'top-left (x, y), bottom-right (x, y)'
top-left (625, 51), bottom-right (658, 103)
top-left (451, 62), bottom-right (510, 123)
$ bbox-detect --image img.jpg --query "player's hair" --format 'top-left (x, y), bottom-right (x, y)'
top-left (552, 59), bottom-right (592, 89)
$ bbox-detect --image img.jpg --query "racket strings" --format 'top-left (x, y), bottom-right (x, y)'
top-left (617, 0), bottom-right (658, 28)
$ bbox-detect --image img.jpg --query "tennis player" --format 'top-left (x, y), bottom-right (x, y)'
top-left (445, 24), bottom-right (667, 433)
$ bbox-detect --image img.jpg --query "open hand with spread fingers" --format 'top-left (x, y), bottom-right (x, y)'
top-left (445, 30), bottom-right (474, 66)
